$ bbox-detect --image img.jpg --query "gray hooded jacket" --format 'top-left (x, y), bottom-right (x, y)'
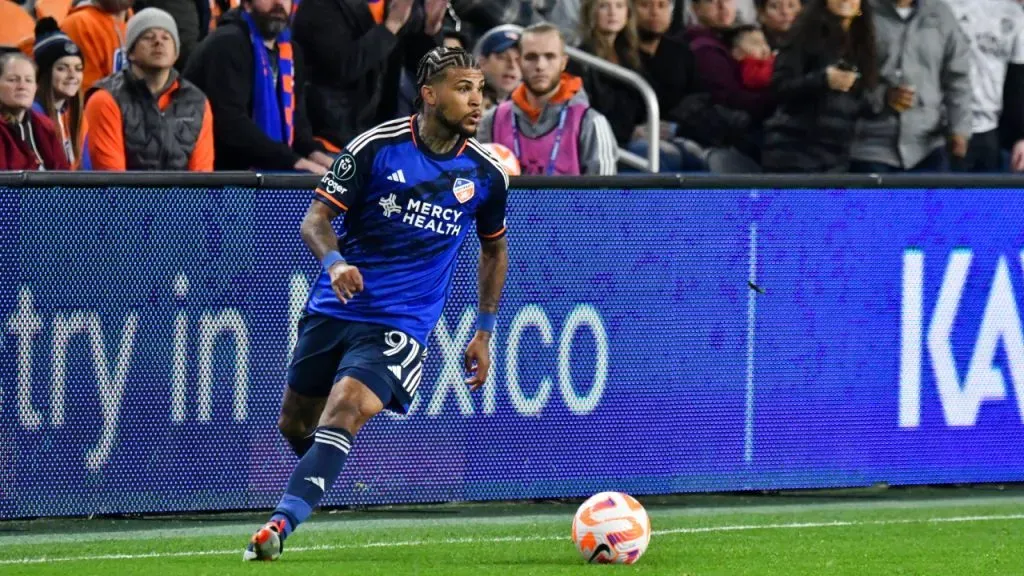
top-left (477, 83), bottom-right (619, 175)
top-left (851, 0), bottom-right (972, 169)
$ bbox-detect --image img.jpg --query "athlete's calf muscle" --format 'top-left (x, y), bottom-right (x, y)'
top-left (278, 387), bottom-right (326, 438)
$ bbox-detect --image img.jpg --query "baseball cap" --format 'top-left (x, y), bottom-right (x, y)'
top-left (476, 26), bottom-right (520, 57)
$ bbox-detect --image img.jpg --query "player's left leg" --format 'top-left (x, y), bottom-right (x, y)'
top-left (245, 323), bottom-right (425, 561)
top-left (277, 387), bottom-right (328, 457)
top-left (244, 376), bottom-right (382, 562)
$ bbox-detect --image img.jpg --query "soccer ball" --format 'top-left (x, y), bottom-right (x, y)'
top-left (480, 142), bottom-right (521, 176)
top-left (571, 491), bottom-right (651, 564)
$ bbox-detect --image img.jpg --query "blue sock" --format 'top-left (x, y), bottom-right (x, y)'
top-left (270, 426), bottom-right (353, 539)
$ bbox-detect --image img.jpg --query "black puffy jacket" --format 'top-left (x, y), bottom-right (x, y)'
top-left (761, 38), bottom-right (873, 173)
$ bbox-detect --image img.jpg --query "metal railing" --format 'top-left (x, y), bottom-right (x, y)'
top-left (563, 45), bottom-right (660, 173)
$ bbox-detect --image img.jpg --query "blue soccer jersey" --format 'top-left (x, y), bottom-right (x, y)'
top-left (306, 115), bottom-right (509, 346)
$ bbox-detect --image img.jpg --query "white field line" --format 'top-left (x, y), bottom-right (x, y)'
top-left (2, 512), bottom-right (1024, 566)
top-left (7, 494), bottom-right (1024, 547)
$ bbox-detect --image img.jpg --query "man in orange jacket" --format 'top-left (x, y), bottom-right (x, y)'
top-left (61, 0), bottom-right (133, 92)
top-left (82, 7), bottom-right (214, 170)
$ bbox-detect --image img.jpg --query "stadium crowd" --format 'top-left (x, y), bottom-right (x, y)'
top-left (2, 0), bottom-right (1024, 175)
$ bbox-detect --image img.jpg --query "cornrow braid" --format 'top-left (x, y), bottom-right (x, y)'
top-left (415, 46), bottom-right (479, 98)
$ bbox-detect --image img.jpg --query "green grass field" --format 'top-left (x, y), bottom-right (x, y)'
top-left (2, 488), bottom-right (1023, 575)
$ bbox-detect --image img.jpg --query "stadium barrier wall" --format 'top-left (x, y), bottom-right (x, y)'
top-left (2, 172), bottom-right (1024, 519)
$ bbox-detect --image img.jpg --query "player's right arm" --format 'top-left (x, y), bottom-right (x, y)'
top-left (302, 151), bottom-right (367, 304)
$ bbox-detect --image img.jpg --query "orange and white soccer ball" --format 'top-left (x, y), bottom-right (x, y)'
top-left (480, 142), bottom-right (521, 176)
top-left (571, 491), bottom-right (651, 564)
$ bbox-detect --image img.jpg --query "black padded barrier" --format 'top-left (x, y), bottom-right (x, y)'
top-left (2, 170), bottom-right (1022, 189)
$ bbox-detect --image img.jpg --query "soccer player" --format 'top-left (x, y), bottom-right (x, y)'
top-left (243, 46), bottom-right (510, 562)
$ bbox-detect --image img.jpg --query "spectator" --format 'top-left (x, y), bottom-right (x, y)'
top-left (184, 0), bottom-right (332, 173)
top-left (477, 22), bottom-right (618, 174)
top-left (761, 0), bottom-right (878, 172)
top-left (475, 25), bottom-right (522, 107)
top-left (82, 8), bottom-right (214, 170)
top-left (636, 0), bottom-right (700, 110)
top-left (61, 0), bottom-right (132, 93)
top-left (686, 0), bottom-right (776, 122)
top-left (32, 17), bottom-right (88, 169)
top-left (292, 0), bottom-right (446, 152)
top-left (633, 0), bottom-right (707, 171)
top-left (0, 52), bottom-right (70, 170)
top-left (945, 0), bottom-right (1024, 172)
top-left (0, 0), bottom-right (35, 51)
top-left (132, 0), bottom-right (211, 71)
top-left (849, 0), bottom-right (971, 173)
top-left (574, 0), bottom-right (647, 149)
top-left (727, 24), bottom-right (774, 90)
top-left (755, 0), bottom-right (800, 49)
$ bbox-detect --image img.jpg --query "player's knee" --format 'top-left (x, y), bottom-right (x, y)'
top-left (321, 382), bottom-right (381, 435)
top-left (321, 399), bottom-right (374, 435)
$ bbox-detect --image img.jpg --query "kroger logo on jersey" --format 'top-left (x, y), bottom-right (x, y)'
top-left (378, 193), bottom-right (467, 237)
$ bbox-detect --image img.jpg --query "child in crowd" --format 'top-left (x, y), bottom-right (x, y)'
top-left (726, 25), bottom-right (776, 90)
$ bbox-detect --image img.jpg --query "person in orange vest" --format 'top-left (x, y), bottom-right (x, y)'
top-left (61, 0), bottom-right (133, 92)
top-left (81, 8), bottom-right (214, 170)
top-left (32, 17), bottom-right (89, 169)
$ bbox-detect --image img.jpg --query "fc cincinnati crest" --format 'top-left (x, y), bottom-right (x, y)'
top-left (452, 178), bottom-right (475, 203)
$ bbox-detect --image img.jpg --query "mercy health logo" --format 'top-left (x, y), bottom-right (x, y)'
top-left (899, 249), bottom-right (1024, 428)
top-left (378, 194), bottom-right (466, 237)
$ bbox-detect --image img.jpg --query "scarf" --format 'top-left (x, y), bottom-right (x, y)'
top-left (739, 56), bottom-right (775, 90)
top-left (242, 10), bottom-right (294, 147)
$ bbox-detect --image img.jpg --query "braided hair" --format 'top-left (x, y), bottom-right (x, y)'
top-left (414, 46), bottom-right (479, 109)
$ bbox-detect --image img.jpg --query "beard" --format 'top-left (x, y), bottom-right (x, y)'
top-left (525, 75), bottom-right (559, 98)
top-left (435, 105), bottom-right (476, 138)
top-left (252, 8), bottom-right (289, 39)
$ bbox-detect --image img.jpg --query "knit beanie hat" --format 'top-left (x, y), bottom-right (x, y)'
top-left (33, 17), bottom-right (83, 73)
top-left (125, 8), bottom-right (180, 55)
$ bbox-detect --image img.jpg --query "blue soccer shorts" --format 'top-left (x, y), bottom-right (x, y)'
top-left (286, 313), bottom-right (428, 414)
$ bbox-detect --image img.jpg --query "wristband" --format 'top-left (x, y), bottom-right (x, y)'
top-left (477, 311), bottom-right (497, 333)
top-left (322, 250), bottom-right (346, 270)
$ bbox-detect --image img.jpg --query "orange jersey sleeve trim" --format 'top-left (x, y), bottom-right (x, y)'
top-left (479, 227), bottom-right (506, 239)
top-left (189, 99), bottom-right (215, 171)
top-left (83, 88), bottom-right (126, 170)
top-left (316, 189), bottom-right (349, 212)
